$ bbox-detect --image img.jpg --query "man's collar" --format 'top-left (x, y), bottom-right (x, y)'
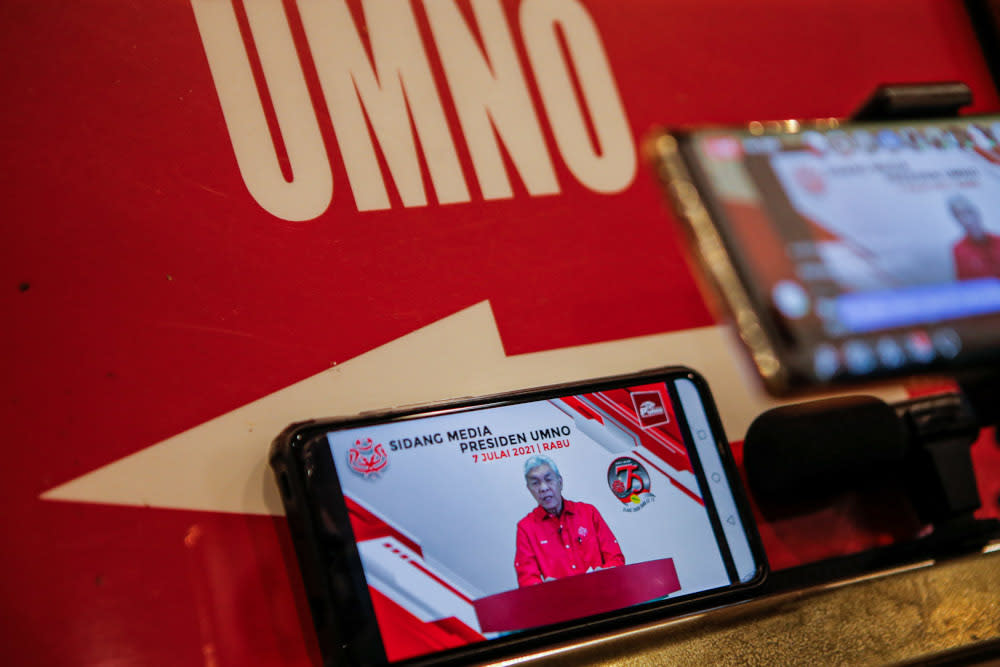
top-left (535, 498), bottom-right (576, 520)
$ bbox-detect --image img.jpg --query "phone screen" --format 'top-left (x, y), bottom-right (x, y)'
top-left (680, 114), bottom-right (1000, 384)
top-left (313, 374), bottom-right (761, 663)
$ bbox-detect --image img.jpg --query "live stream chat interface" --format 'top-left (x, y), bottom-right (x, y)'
top-left (693, 118), bottom-right (1000, 378)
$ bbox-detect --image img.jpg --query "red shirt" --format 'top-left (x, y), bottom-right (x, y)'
top-left (953, 234), bottom-right (1000, 280)
top-left (514, 499), bottom-right (625, 587)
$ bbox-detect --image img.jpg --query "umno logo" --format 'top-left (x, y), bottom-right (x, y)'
top-left (347, 438), bottom-right (389, 479)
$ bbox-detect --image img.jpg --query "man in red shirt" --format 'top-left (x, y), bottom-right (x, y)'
top-left (950, 194), bottom-right (1000, 280)
top-left (514, 455), bottom-right (625, 587)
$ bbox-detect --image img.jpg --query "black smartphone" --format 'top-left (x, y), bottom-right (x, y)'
top-left (652, 114), bottom-right (1000, 394)
top-left (270, 367), bottom-right (766, 666)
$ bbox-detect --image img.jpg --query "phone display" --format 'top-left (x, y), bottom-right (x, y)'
top-left (657, 114), bottom-right (1000, 392)
top-left (270, 368), bottom-right (765, 665)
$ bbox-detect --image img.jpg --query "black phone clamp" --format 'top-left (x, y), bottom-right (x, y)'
top-left (745, 391), bottom-right (995, 552)
top-left (851, 81), bottom-right (973, 121)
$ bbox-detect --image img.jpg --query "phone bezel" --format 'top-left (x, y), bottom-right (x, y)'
top-left (269, 366), bottom-right (768, 666)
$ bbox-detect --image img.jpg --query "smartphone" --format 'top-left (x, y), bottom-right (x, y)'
top-left (651, 113), bottom-right (1000, 393)
top-left (270, 367), bottom-right (766, 666)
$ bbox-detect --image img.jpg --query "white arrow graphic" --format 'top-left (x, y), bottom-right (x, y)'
top-left (41, 301), bottom-right (904, 515)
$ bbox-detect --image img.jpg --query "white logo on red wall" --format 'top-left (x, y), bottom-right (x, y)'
top-left (347, 438), bottom-right (389, 479)
top-left (630, 391), bottom-right (670, 428)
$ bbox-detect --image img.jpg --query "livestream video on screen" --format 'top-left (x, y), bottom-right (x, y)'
top-left (324, 379), bottom-right (754, 663)
top-left (692, 116), bottom-right (1000, 380)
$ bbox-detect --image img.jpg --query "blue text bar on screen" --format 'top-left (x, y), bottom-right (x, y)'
top-left (835, 278), bottom-right (1000, 333)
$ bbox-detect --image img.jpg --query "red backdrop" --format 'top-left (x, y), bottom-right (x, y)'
top-left (2, 1), bottom-right (998, 663)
